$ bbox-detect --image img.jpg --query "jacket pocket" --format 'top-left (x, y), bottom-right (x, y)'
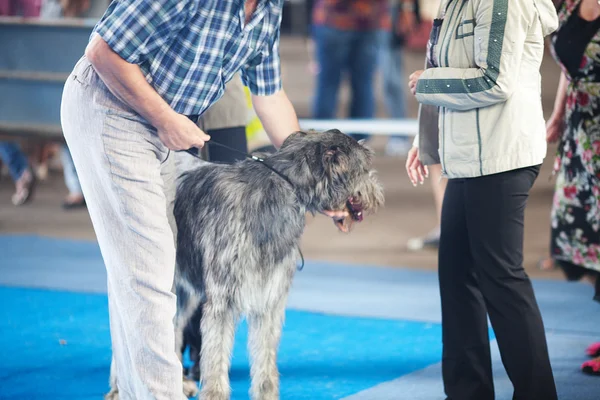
top-left (72, 56), bottom-right (94, 87)
top-left (455, 19), bottom-right (475, 39)
top-left (446, 109), bottom-right (480, 160)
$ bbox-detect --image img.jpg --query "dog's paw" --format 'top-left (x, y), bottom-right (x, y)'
top-left (183, 377), bottom-right (199, 398)
top-left (104, 388), bottom-right (119, 400)
top-left (199, 388), bottom-right (230, 400)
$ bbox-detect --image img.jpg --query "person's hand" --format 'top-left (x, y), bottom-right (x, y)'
top-left (408, 70), bottom-right (424, 96)
top-left (546, 113), bottom-right (564, 144)
top-left (405, 146), bottom-right (428, 186)
top-left (156, 112), bottom-right (211, 151)
top-left (322, 209), bottom-right (349, 219)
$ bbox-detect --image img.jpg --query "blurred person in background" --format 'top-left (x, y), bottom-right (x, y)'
top-left (541, 0), bottom-right (600, 375)
top-left (381, 0), bottom-right (416, 157)
top-left (405, 0), bottom-right (446, 252)
top-left (310, 0), bottom-right (391, 142)
top-left (0, 0), bottom-right (40, 16)
top-left (0, 0), bottom-right (39, 204)
top-left (405, 106), bottom-right (447, 252)
top-left (0, 142), bottom-right (36, 206)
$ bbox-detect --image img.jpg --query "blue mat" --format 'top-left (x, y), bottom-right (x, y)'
top-left (0, 286), bottom-right (446, 400)
top-left (0, 235), bottom-right (598, 400)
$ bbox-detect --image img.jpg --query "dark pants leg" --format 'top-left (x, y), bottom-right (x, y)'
top-left (312, 25), bottom-right (350, 123)
top-left (440, 166), bottom-right (557, 400)
top-left (439, 179), bottom-right (495, 400)
top-left (312, 26), bottom-right (378, 142)
top-left (0, 142), bottom-right (29, 182)
top-left (347, 30), bottom-right (379, 142)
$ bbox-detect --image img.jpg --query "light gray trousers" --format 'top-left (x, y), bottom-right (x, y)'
top-left (61, 56), bottom-right (185, 400)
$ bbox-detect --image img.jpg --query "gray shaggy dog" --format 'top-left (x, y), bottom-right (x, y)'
top-left (108, 129), bottom-right (384, 400)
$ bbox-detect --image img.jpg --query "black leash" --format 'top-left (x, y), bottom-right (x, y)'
top-left (184, 142), bottom-right (295, 188)
top-left (180, 142), bottom-right (305, 271)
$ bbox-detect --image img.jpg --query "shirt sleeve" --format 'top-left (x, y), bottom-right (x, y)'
top-left (93, 0), bottom-right (192, 65)
top-left (241, 23), bottom-right (283, 96)
top-left (414, 0), bottom-right (531, 111)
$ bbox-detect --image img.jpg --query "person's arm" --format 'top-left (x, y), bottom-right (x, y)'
top-left (85, 0), bottom-right (209, 150)
top-left (414, 0), bottom-right (540, 111)
top-left (251, 90), bottom-right (301, 149)
top-left (546, 71), bottom-right (569, 143)
top-left (549, 71), bottom-right (569, 121)
top-left (241, 22), bottom-right (300, 148)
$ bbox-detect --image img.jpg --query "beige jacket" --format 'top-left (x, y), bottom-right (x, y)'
top-left (414, 0), bottom-right (559, 178)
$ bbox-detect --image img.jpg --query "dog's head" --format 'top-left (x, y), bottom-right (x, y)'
top-left (276, 129), bottom-right (384, 232)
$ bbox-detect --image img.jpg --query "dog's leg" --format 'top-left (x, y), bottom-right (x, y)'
top-left (175, 285), bottom-right (202, 398)
top-left (247, 297), bottom-right (286, 400)
top-left (174, 285), bottom-right (202, 363)
top-left (199, 301), bottom-right (236, 400)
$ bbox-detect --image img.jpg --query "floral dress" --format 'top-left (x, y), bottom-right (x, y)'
top-left (549, 0), bottom-right (600, 292)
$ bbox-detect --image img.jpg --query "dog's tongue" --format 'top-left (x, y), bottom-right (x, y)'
top-left (348, 197), bottom-right (364, 222)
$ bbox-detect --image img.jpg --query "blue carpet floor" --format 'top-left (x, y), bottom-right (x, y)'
top-left (0, 286), bottom-right (447, 400)
top-left (0, 234), bottom-right (598, 400)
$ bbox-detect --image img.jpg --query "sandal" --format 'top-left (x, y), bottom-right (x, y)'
top-left (11, 168), bottom-right (36, 206)
top-left (586, 342), bottom-right (600, 358)
top-left (582, 356), bottom-right (600, 375)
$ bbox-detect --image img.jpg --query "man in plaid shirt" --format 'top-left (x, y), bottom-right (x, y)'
top-left (60, 0), bottom-right (344, 398)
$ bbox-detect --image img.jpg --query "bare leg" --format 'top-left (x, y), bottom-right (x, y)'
top-left (200, 301), bottom-right (236, 400)
top-left (174, 288), bottom-right (202, 363)
top-left (430, 164), bottom-right (447, 226)
top-left (407, 163), bottom-right (447, 251)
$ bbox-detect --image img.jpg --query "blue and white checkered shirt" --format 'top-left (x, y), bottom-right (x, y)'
top-left (92, 0), bottom-right (284, 116)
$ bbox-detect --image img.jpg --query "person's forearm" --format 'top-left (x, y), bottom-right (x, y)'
top-left (85, 34), bottom-right (176, 130)
top-left (251, 90), bottom-right (301, 148)
top-left (550, 72), bottom-right (569, 120)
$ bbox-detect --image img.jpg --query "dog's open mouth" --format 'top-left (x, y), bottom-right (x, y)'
top-left (333, 196), bottom-right (364, 233)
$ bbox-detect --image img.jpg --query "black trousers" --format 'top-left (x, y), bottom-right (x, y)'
top-left (439, 166), bottom-right (557, 400)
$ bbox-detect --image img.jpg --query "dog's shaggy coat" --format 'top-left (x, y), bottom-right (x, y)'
top-left (107, 129), bottom-right (384, 400)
